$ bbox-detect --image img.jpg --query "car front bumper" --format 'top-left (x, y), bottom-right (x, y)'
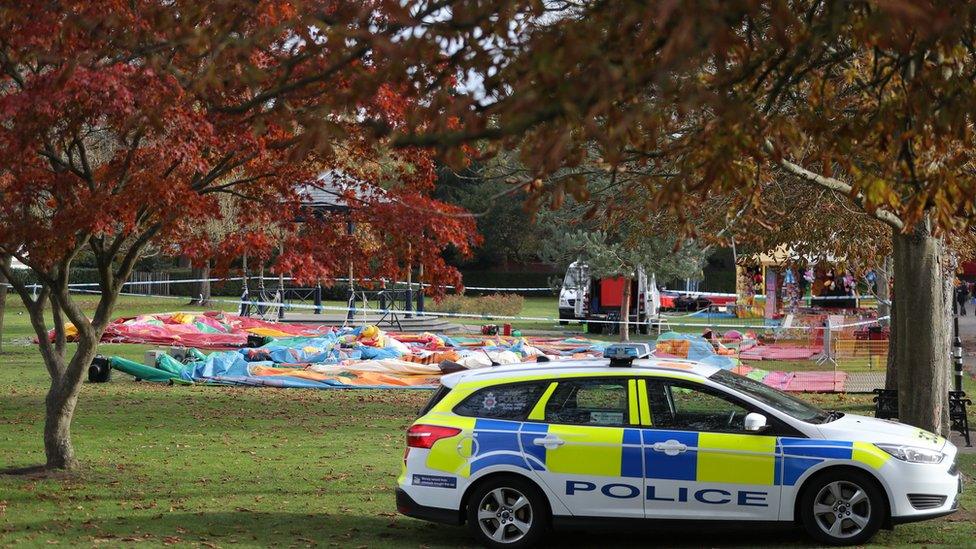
top-left (559, 307), bottom-right (580, 319)
top-left (887, 446), bottom-right (961, 521)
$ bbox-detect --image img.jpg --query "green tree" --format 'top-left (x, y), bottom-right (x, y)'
top-left (435, 165), bottom-right (545, 268)
top-left (555, 227), bottom-right (703, 341)
top-left (528, 166), bottom-right (705, 340)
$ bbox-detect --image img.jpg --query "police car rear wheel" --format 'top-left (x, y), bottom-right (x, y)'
top-left (467, 477), bottom-right (547, 548)
top-left (800, 471), bottom-right (884, 545)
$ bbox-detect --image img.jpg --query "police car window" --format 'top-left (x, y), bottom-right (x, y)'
top-left (544, 379), bottom-right (629, 426)
top-left (454, 383), bottom-right (546, 420)
top-left (710, 370), bottom-right (830, 423)
top-left (648, 382), bottom-right (751, 433)
top-left (418, 385), bottom-right (451, 416)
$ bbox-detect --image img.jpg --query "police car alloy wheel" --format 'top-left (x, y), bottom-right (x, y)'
top-left (467, 477), bottom-right (547, 548)
top-left (800, 470), bottom-right (884, 545)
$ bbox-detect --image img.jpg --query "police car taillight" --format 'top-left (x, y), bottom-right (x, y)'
top-left (406, 424), bottom-right (462, 449)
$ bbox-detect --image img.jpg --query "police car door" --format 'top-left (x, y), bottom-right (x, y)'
top-left (526, 377), bottom-right (644, 518)
top-left (639, 379), bottom-right (782, 520)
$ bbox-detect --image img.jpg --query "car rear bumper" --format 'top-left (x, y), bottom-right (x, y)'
top-left (396, 488), bottom-right (462, 525)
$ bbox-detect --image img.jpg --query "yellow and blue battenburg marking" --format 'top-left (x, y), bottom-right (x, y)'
top-left (469, 419), bottom-right (536, 474)
top-left (776, 439), bottom-right (890, 485)
top-left (642, 430), bottom-right (697, 481)
top-left (427, 420), bottom-right (890, 485)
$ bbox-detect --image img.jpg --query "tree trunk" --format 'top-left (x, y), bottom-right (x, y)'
top-left (620, 279), bottom-right (631, 342)
top-left (42, 335), bottom-right (99, 469)
top-left (44, 381), bottom-right (80, 469)
top-left (190, 262), bottom-right (211, 306)
top-left (0, 255), bottom-right (9, 354)
top-left (891, 221), bottom-right (951, 434)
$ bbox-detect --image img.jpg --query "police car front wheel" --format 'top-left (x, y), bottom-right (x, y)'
top-left (467, 477), bottom-right (548, 548)
top-left (800, 470), bottom-right (885, 545)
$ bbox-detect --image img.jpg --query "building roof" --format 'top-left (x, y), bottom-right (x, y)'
top-left (296, 170), bottom-right (388, 212)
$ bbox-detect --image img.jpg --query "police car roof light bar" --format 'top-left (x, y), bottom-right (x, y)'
top-left (604, 343), bottom-right (652, 367)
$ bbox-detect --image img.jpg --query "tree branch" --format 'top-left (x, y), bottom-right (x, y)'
top-left (51, 294), bottom-right (67, 360)
top-left (28, 287), bottom-right (64, 379)
top-left (765, 142), bottom-right (905, 231)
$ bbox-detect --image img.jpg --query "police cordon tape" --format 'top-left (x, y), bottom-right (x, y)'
top-left (6, 276), bottom-right (556, 293)
top-left (6, 275), bottom-right (879, 299)
top-left (65, 287), bottom-right (889, 330)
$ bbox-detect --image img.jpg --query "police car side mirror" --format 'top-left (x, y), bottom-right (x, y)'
top-left (744, 412), bottom-right (768, 432)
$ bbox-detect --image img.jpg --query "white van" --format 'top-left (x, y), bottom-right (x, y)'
top-left (557, 261), bottom-right (660, 334)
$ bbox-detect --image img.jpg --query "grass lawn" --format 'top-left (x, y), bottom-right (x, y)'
top-left (411, 295), bottom-right (571, 331)
top-left (1, 296), bottom-right (974, 547)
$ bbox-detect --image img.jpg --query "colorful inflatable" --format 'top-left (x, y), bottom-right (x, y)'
top-left (106, 324), bottom-right (609, 389)
top-left (52, 311), bottom-right (332, 348)
top-left (86, 314), bottom-right (852, 392)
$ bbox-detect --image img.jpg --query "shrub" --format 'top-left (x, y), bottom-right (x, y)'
top-left (430, 294), bottom-right (465, 314)
top-left (429, 293), bottom-right (524, 319)
top-left (474, 293), bottom-right (524, 317)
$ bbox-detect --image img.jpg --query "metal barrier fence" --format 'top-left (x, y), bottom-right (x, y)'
top-left (50, 275), bottom-right (891, 373)
top-left (657, 313), bottom-right (889, 392)
top-left (126, 271), bottom-right (172, 296)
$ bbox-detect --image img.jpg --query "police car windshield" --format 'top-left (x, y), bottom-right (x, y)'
top-left (710, 370), bottom-right (832, 424)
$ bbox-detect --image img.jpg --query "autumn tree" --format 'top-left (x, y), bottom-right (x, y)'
top-left (0, 2), bottom-right (478, 470)
top-left (363, 1), bottom-right (976, 435)
top-left (145, 0), bottom-right (976, 434)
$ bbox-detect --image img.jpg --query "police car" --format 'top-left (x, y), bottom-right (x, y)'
top-left (396, 343), bottom-right (961, 547)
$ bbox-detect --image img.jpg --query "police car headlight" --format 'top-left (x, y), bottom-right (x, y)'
top-left (875, 443), bottom-right (945, 464)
